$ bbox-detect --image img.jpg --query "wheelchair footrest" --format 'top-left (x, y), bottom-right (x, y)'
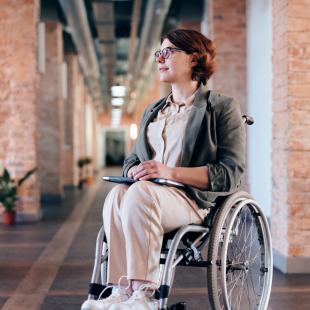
top-left (166, 302), bottom-right (186, 310)
top-left (88, 283), bottom-right (112, 299)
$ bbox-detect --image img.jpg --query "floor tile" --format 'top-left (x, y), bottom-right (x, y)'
top-left (0, 233), bottom-right (54, 244)
top-left (0, 297), bottom-right (9, 308)
top-left (0, 247), bottom-right (45, 262)
top-left (50, 265), bottom-right (93, 291)
top-left (269, 292), bottom-right (310, 310)
top-left (0, 266), bottom-right (31, 291)
top-left (39, 296), bottom-right (87, 310)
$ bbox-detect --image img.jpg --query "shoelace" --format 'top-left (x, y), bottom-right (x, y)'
top-left (138, 283), bottom-right (156, 298)
top-left (98, 275), bottom-right (130, 300)
top-left (125, 283), bottom-right (156, 303)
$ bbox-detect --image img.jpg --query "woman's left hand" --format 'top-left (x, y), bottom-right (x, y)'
top-left (133, 160), bottom-right (173, 181)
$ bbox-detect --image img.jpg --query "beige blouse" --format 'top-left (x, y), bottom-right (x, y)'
top-left (146, 91), bottom-right (197, 167)
top-left (146, 90), bottom-right (209, 220)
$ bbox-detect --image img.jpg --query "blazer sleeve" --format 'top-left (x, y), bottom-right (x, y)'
top-left (206, 98), bottom-right (246, 192)
top-left (122, 106), bottom-right (149, 177)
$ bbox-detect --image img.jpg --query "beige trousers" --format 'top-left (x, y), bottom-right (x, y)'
top-left (102, 181), bottom-right (209, 285)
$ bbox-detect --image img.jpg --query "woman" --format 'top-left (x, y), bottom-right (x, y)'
top-left (82, 29), bottom-right (245, 310)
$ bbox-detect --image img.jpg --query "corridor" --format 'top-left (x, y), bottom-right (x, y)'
top-left (1, 0), bottom-right (310, 307)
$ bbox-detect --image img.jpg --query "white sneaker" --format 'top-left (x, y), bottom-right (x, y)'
top-left (109, 286), bottom-right (159, 310)
top-left (81, 287), bottom-right (129, 310)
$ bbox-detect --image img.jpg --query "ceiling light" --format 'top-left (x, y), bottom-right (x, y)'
top-left (111, 98), bottom-right (124, 106)
top-left (111, 108), bottom-right (122, 115)
top-left (111, 86), bottom-right (126, 97)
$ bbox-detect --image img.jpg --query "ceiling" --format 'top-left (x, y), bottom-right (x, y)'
top-left (41, 0), bottom-right (204, 114)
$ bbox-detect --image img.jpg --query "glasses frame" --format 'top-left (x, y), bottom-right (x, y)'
top-left (154, 47), bottom-right (191, 62)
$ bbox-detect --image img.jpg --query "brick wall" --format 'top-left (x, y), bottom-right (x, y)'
top-left (272, 0), bottom-right (310, 257)
top-left (0, 0), bottom-right (40, 218)
top-left (208, 0), bottom-right (248, 191)
top-left (61, 54), bottom-right (78, 186)
top-left (77, 76), bottom-right (85, 180)
top-left (38, 21), bottom-right (64, 198)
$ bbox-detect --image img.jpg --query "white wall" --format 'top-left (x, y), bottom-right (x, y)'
top-left (97, 122), bottom-right (104, 169)
top-left (85, 103), bottom-right (93, 158)
top-left (246, 0), bottom-right (273, 217)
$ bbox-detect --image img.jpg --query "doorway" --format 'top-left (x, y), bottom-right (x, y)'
top-left (105, 131), bottom-right (125, 166)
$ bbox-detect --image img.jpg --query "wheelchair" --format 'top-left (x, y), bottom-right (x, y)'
top-left (87, 116), bottom-right (273, 310)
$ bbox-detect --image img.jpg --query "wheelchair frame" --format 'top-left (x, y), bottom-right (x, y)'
top-left (87, 190), bottom-right (273, 310)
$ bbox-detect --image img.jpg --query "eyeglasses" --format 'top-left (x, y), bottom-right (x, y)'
top-left (154, 47), bottom-right (191, 62)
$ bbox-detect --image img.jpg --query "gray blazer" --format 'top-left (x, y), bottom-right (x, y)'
top-left (123, 84), bottom-right (246, 209)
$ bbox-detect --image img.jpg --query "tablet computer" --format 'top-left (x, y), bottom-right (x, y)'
top-left (103, 176), bottom-right (186, 189)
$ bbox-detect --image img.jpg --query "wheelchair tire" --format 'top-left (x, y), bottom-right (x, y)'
top-left (207, 191), bottom-right (273, 310)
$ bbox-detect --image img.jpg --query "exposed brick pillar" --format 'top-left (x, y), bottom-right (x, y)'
top-left (206, 0), bottom-right (248, 191)
top-left (272, 0), bottom-right (310, 273)
top-left (61, 54), bottom-right (79, 187)
top-left (0, 0), bottom-right (41, 222)
top-left (211, 0), bottom-right (247, 112)
top-left (77, 77), bottom-right (86, 180)
top-left (38, 21), bottom-right (64, 201)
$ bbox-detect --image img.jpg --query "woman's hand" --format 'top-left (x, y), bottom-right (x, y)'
top-left (132, 160), bottom-right (173, 181)
top-left (128, 165), bottom-right (139, 178)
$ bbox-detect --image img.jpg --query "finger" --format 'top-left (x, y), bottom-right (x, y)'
top-left (138, 161), bottom-right (153, 169)
top-left (133, 166), bottom-right (143, 176)
top-left (139, 173), bottom-right (156, 180)
top-left (133, 163), bottom-right (152, 176)
top-left (134, 168), bottom-right (156, 180)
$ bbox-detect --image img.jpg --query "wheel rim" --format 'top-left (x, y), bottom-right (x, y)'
top-left (220, 199), bottom-right (273, 310)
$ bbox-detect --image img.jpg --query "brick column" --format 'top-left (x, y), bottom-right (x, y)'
top-left (38, 21), bottom-right (64, 201)
top-left (77, 77), bottom-right (86, 180)
top-left (272, 0), bottom-right (310, 273)
top-left (205, 0), bottom-right (248, 191)
top-left (0, 0), bottom-right (41, 222)
top-left (61, 54), bottom-right (79, 187)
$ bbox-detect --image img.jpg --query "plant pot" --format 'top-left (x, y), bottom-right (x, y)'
top-left (86, 176), bottom-right (93, 184)
top-left (3, 210), bottom-right (16, 225)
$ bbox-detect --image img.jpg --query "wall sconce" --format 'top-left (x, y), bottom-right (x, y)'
top-left (130, 124), bottom-right (137, 140)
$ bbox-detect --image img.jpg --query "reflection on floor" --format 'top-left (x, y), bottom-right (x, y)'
top-left (0, 167), bottom-right (310, 310)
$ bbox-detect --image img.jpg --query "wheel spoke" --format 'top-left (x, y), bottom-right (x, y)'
top-left (244, 275), bottom-right (255, 310)
top-left (208, 198), bottom-right (271, 310)
top-left (233, 271), bottom-right (246, 310)
top-left (226, 270), bottom-right (246, 297)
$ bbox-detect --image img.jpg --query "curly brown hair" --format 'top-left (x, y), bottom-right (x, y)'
top-left (161, 29), bottom-right (217, 87)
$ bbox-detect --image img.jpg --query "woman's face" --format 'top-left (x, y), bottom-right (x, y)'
top-left (157, 39), bottom-right (196, 85)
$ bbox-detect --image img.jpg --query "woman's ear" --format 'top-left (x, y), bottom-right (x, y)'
top-left (190, 52), bottom-right (198, 68)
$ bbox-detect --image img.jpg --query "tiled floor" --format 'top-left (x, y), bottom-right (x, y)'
top-left (1, 167), bottom-right (310, 310)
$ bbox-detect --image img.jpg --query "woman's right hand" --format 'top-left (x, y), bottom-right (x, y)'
top-left (127, 165), bottom-right (139, 178)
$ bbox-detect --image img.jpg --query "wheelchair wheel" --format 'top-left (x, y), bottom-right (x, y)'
top-left (207, 191), bottom-right (273, 310)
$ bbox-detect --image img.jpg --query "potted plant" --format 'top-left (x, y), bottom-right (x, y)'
top-left (0, 167), bottom-right (37, 225)
top-left (84, 157), bottom-right (93, 184)
top-left (77, 158), bottom-right (85, 189)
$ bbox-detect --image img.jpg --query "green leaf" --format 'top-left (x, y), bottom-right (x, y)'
top-left (84, 157), bottom-right (92, 165)
top-left (18, 167), bottom-right (37, 186)
top-left (77, 159), bottom-right (85, 168)
top-left (3, 168), bottom-right (10, 183)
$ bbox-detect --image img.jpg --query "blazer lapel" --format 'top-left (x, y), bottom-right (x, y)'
top-left (180, 85), bottom-right (210, 167)
top-left (139, 94), bottom-right (171, 161)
